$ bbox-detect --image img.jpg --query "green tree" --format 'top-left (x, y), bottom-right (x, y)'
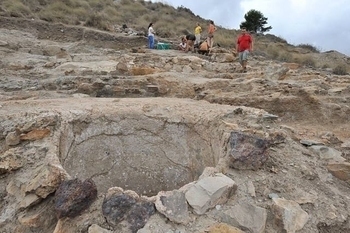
top-left (240, 9), bottom-right (272, 33)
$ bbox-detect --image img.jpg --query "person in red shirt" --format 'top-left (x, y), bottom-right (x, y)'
top-left (236, 27), bottom-right (253, 73)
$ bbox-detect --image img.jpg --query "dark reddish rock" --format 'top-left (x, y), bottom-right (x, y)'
top-left (229, 131), bottom-right (269, 170)
top-left (54, 178), bottom-right (97, 219)
top-left (102, 193), bottom-right (137, 225)
top-left (127, 202), bottom-right (156, 233)
top-left (102, 193), bottom-right (155, 232)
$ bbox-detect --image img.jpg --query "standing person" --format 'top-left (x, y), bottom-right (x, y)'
top-left (207, 20), bottom-right (217, 49)
top-left (148, 23), bottom-right (155, 49)
top-left (185, 34), bottom-right (196, 52)
top-left (236, 27), bottom-right (253, 73)
top-left (194, 22), bottom-right (202, 46)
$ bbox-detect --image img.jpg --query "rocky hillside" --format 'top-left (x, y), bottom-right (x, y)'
top-left (0, 10), bottom-right (350, 233)
top-left (1, 0), bottom-right (349, 73)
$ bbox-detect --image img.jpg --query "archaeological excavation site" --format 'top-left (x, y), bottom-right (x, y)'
top-left (1, 16), bottom-right (350, 233)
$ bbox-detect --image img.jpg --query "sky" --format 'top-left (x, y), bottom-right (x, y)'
top-left (150, 0), bottom-right (350, 56)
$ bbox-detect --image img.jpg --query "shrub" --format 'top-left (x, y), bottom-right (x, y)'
top-left (72, 7), bottom-right (89, 21)
top-left (85, 13), bottom-right (108, 30)
top-left (177, 5), bottom-right (195, 16)
top-left (333, 65), bottom-right (348, 75)
top-left (38, 1), bottom-right (76, 23)
top-left (297, 43), bottom-right (320, 53)
top-left (278, 52), bottom-right (293, 62)
top-left (321, 64), bottom-right (330, 69)
top-left (264, 34), bottom-right (287, 43)
top-left (300, 56), bottom-right (316, 67)
top-left (2, 0), bottom-right (31, 17)
top-left (266, 46), bottom-right (280, 59)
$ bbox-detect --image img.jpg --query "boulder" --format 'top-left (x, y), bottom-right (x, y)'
top-left (155, 190), bottom-right (190, 224)
top-left (228, 131), bottom-right (269, 170)
top-left (272, 198), bottom-right (309, 233)
top-left (185, 173), bottom-right (236, 215)
top-left (54, 178), bottom-right (97, 219)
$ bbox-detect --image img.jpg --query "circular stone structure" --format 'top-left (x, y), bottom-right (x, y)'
top-left (57, 98), bottom-right (229, 195)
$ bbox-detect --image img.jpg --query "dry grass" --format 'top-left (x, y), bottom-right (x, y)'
top-left (333, 65), bottom-right (348, 75)
top-left (293, 55), bottom-right (316, 67)
top-left (1, 0), bottom-right (32, 17)
top-left (278, 52), bottom-right (293, 62)
top-left (0, 0), bottom-right (238, 48)
top-left (266, 45), bottom-right (280, 60)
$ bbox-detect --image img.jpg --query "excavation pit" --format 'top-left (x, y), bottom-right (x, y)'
top-left (58, 99), bottom-right (226, 196)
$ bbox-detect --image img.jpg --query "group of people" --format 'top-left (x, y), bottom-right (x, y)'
top-left (178, 20), bottom-right (216, 54)
top-left (147, 21), bottom-right (253, 73)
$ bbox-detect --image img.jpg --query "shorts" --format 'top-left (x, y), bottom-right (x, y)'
top-left (239, 50), bottom-right (249, 63)
top-left (208, 33), bottom-right (214, 38)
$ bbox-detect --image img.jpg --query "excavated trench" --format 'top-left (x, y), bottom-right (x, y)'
top-left (59, 112), bottom-right (223, 196)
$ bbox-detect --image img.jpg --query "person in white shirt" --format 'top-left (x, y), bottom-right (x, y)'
top-left (148, 23), bottom-right (155, 49)
top-left (178, 37), bottom-right (187, 51)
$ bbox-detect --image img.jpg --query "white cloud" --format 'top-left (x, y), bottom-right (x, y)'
top-left (151, 0), bottom-right (350, 55)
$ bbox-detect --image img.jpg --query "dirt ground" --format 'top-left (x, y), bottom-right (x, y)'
top-left (1, 16), bottom-right (350, 233)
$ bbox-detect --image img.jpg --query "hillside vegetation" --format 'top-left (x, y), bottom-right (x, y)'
top-left (0, 0), bottom-right (236, 45)
top-left (0, 0), bottom-right (349, 72)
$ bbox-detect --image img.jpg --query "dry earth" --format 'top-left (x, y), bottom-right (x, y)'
top-left (0, 17), bottom-right (350, 233)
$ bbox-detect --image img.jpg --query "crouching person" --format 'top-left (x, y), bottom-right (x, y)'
top-left (198, 40), bottom-right (210, 55)
top-left (178, 37), bottom-right (187, 51)
top-left (185, 34), bottom-right (196, 52)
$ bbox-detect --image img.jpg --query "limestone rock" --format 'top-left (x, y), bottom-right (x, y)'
top-left (221, 202), bottom-right (267, 233)
top-left (54, 178), bottom-right (97, 219)
top-left (24, 164), bottom-right (67, 198)
top-left (155, 190), bottom-right (190, 224)
top-left (272, 198), bottom-right (309, 233)
top-left (247, 181), bottom-right (256, 197)
top-left (5, 130), bottom-right (21, 146)
top-left (137, 214), bottom-right (178, 233)
top-left (309, 145), bottom-right (345, 162)
top-left (43, 62), bottom-right (57, 68)
top-left (228, 131), bottom-right (269, 170)
top-left (18, 201), bottom-right (57, 229)
top-left (208, 223), bottom-right (245, 233)
top-left (327, 162), bottom-right (350, 182)
top-left (0, 40), bottom-right (8, 46)
top-left (19, 193), bottom-right (41, 209)
top-left (88, 224), bottom-right (112, 233)
top-left (283, 63), bottom-right (300, 69)
top-left (43, 45), bottom-right (62, 56)
top-left (18, 212), bottom-right (42, 228)
top-left (214, 53), bottom-right (235, 63)
top-left (0, 148), bottom-right (23, 174)
top-left (26, 164), bottom-right (68, 199)
top-left (182, 65), bottom-right (193, 73)
top-left (341, 140), bottom-right (350, 148)
top-left (116, 62), bottom-right (129, 74)
top-left (300, 139), bottom-right (324, 146)
top-left (131, 67), bottom-right (157, 75)
top-left (20, 128), bottom-right (51, 141)
top-left (77, 83), bottom-right (94, 94)
top-left (185, 173), bottom-right (236, 215)
top-left (53, 219), bottom-right (65, 233)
